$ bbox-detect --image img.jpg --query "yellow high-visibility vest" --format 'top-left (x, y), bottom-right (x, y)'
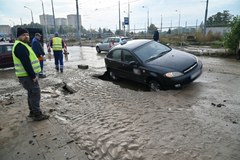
top-left (12, 40), bottom-right (41, 77)
top-left (52, 37), bottom-right (63, 51)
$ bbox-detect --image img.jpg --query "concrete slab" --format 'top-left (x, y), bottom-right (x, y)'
top-left (38, 132), bottom-right (73, 152)
top-left (43, 144), bottom-right (76, 160)
top-left (0, 116), bottom-right (88, 160)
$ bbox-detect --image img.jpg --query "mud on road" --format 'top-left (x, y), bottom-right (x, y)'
top-left (0, 49), bottom-right (240, 160)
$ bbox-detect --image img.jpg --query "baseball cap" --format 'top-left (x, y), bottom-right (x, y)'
top-left (35, 33), bottom-right (42, 37)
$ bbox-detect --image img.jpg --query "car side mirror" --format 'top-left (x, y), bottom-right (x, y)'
top-left (121, 40), bottom-right (127, 45)
top-left (129, 61), bottom-right (137, 65)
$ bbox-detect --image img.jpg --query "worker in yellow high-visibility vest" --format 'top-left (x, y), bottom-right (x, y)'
top-left (12, 27), bottom-right (49, 121)
top-left (50, 32), bottom-right (64, 73)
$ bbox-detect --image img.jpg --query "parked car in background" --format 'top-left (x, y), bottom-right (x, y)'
top-left (0, 43), bottom-right (14, 68)
top-left (96, 37), bottom-right (130, 53)
top-left (104, 39), bottom-right (203, 91)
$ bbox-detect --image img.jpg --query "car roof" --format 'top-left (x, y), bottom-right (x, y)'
top-left (112, 39), bottom-right (151, 51)
top-left (0, 42), bottom-right (14, 46)
top-left (108, 36), bottom-right (128, 39)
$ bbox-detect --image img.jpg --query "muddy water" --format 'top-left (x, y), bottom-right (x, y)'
top-left (1, 46), bottom-right (240, 160)
top-left (41, 47), bottom-right (240, 160)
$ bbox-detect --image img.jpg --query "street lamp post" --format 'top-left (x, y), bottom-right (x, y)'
top-left (175, 10), bottom-right (181, 34)
top-left (40, 0), bottom-right (48, 39)
top-left (24, 6), bottom-right (34, 24)
top-left (9, 19), bottom-right (15, 27)
top-left (142, 6), bottom-right (149, 33)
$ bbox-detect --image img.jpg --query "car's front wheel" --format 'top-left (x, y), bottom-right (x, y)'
top-left (96, 47), bottom-right (101, 53)
top-left (148, 80), bottom-right (161, 91)
top-left (109, 70), bottom-right (119, 81)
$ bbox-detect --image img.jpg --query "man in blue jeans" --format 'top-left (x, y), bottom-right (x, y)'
top-left (12, 27), bottom-right (49, 121)
top-left (50, 32), bottom-right (64, 73)
top-left (32, 33), bottom-right (46, 78)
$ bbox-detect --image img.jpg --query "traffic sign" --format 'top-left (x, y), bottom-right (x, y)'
top-left (124, 17), bottom-right (129, 25)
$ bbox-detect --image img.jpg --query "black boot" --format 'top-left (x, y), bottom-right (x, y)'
top-left (33, 113), bottom-right (50, 121)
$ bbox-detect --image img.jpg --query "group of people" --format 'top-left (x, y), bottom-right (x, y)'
top-left (12, 27), bottom-right (67, 121)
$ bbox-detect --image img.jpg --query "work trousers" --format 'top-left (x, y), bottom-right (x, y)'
top-left (18, 76), bottom-right (42, 115)
top-left (39, 60), bottom-right (44, 75)
top-left (53, 51), bottom-right (64, 71)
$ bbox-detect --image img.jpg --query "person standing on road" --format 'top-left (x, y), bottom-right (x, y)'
top-left (63, 40), bottom-right (69, 61)
top-left (50, 32), bottom-right (64, 73)
top-left (237, 40), bottom-right (240, 60)
top-left (47, 41), bottom-right (52, 61)
top-left (153, 29), bottom-right (159, 42)
top-left (12, 27), bottom-right (49, 121)
top-left (31, 33), bottom-right (46, 78)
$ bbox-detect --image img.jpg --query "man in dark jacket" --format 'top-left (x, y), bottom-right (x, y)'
top-left (12, 27), bottom-right (49, 121)
top-left (153, 29), bottom-right (159, 42)
top-left (31, 33), bottom-right (46, 78)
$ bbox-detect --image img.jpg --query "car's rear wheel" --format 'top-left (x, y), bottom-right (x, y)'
top-left (96, 47), bottom-right (101, 53)
top-left (148, 80), bottom-right (161, 91)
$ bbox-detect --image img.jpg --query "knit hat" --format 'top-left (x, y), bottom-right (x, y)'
top-left (54, 32), bottom-right (59, 36)
top-left (17, 27), bottom-right (29, 37)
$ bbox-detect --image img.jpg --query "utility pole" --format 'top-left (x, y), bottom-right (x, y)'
top-left (76, 0), bottom-right (81, 42)
top-left (51, 0), bottom-right (56, 32)
top-left (118, 1), bottom-right (121, 34)
top-left (40, 0), bottom-right (48, 39)
top-left (128, 0), bottom-right (130, 33)
top-left (160, 15), bottom-right (162, 33)
top-left (203, 0), bottom-right (209, 36)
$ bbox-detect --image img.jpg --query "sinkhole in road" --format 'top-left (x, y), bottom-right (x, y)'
top-left (92, 71), bottom-right (150, 91)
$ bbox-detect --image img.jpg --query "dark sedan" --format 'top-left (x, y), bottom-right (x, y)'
top-left (0, 43), bottom-right (14, 68)
top-left (104, 39), bottom-right (202, 91)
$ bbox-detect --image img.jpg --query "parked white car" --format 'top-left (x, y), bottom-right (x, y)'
top-left (96, 37), bottom-right (130, 53)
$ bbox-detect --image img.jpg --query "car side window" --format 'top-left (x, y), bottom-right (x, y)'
top-left (114, 38), bottom-right (120, 43)
top-left (103, 38), bottom-right (109, 43)
top-left (6, 46), bottom-right (12, 52)
top-left (111, 50), bottom-right (121, 61)
top-left (0, 46), bottom-right (3, 54)
top-left (122, 50), bottom-right (134, 63)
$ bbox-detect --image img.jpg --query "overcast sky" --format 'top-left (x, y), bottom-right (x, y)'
top-left (0, 0), bottom-right (239, 31)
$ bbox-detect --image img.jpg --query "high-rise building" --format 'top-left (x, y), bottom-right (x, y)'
top-left (56, 18), bottom-right (67, 26)
top-left (67, 14), bottom-right (81, 29)
top-left (39, 14), bottom-right (54, 27)
top-left (0, 25), bottom-right (11, 35)
top-left (39, 14), bottom-right (81, 29)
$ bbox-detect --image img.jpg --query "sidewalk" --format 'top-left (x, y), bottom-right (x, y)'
top-left (0, 116), bottom-right (88, 160)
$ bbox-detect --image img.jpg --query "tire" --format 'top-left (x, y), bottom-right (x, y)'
top-left (109, 71), bottom-right (119, 81)
top-left (96, 47), bottom-right (101, 53)
top-left (148, 80), bottom-right (161, 91)
top-left (78, 64), bottom-right (89, 69)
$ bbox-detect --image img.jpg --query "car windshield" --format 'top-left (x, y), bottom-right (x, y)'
top-left (134, 41), bottom-right (171, 62)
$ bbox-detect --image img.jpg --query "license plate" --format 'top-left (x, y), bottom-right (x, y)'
top-left (191, 69), bottom-right (201, 80)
